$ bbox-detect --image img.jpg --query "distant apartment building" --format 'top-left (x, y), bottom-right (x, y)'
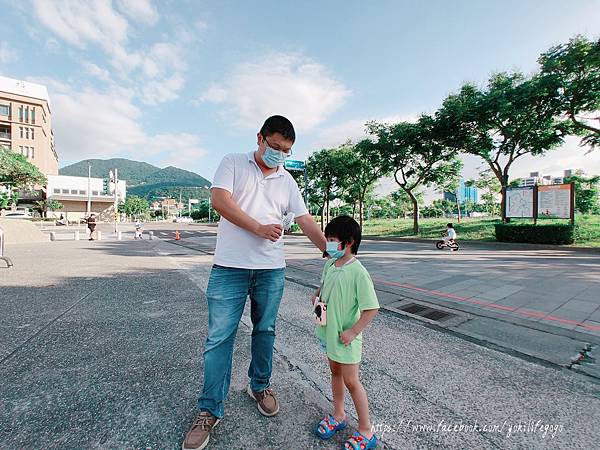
top-left (151, 198), bottom-right (184, 217)
top-left (520, 170), bottom-right (572, 187)
top-left (443, 179), bottom-right (479, 204)
top-left (0, 76), bottom-right (58, 176)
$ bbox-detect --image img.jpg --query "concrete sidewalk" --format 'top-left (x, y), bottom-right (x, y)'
top-left (1, 239), bottom-right (600, 449)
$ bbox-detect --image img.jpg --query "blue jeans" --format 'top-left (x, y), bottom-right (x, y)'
top-left (197, 264), bottom-right (285, 418)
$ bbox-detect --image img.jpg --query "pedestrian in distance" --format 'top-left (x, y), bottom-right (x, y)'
top-left (312, 215), bottom-right (380, 449)
top-left (87, 213), bottom-right (97, 241)
top-left (182, 115), bottom-right (327, 450)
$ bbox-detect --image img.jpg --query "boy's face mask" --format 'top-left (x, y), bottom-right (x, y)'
top-left (326, 240), bottom-right (345, 259)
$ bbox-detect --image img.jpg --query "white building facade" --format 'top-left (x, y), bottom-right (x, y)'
top-left (46, 175), bottom-right (126, 221)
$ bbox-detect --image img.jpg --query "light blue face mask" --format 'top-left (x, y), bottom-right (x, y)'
top-left (326, 241), bottom-right (345, 259)
top-left (262, 146), bottom-right (287, 168)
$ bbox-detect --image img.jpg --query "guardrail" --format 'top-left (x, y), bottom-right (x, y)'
top-left (0, 227), bottom-right (14, 268)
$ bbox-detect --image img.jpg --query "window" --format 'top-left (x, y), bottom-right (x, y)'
top-left (70, 190), bottom-right (78, 195)
top-left (0, 104), bottom-right (9, 116)
top-left (20, 127), bottom-right (23, 138)
top-left (18, 106), bottom-right (23, 121)
top-left (92, 190), bottom-right (99, 196)
top-left (42, 111), bottom-right (46, 123)
top-left (61, 189), bottom-right (69, 194)
top-left (19, 145), bottom-right (23, 155)
top-left (31, 107), bottom-right (35, 124)
top-left (31, 128), bottom-right (34, 140)
top-left (79, 190), bottom-right (86, 195)
top-left (30, 147), bottom-right (34, 158)
top-left (53, 189), bottom-right (60, 194)
top-left (25, 128), bottom-right (29, 139)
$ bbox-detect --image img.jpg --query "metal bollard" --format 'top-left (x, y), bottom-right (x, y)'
top-left (50, 232), bottom-right (56, 241)
top-left (97, 231), bottom-right (102, 241)
top-left (117, 231), bottom-right (122, 240)
top-left (0, 227), bottom-right (14, 268)
top-left (74, 230), bottom-right (80, 241)
top-left (148, 231), bottom-right (154, 240)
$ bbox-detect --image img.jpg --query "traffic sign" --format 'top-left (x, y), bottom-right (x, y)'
top-left (284, 159), bottom-right (305, 171)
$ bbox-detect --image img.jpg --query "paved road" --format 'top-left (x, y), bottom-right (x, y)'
top-left (148, 224), bottom-right (600, 379)
top-left (2, 233), bottom-right (600, 448)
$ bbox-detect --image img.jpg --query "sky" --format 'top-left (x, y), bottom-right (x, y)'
top-left (1, 0), bottom-right (599, 194)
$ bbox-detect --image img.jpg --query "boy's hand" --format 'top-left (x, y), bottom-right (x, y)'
top-left (339, 329), bottom-right (357, 346)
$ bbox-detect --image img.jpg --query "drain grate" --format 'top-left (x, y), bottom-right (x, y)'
top-left (397, 302), bottom-right (455, 323)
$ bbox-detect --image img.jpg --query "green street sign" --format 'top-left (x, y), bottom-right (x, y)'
top-left (284, 159), bottom-right (305, 171)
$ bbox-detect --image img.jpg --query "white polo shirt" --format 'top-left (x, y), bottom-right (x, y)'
top-left (211, 151), bottom-right (309, 269)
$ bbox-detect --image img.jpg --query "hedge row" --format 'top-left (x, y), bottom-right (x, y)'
top-left (494, 223), bottom-right (575, 245)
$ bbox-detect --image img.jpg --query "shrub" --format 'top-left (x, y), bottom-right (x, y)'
top-left (494, 223), bottom-right (575, 245)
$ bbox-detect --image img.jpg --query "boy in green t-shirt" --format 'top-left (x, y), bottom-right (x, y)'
top-left (312, 215), bottom-right (380, 449)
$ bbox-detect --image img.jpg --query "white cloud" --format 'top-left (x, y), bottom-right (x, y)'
top-left (200, 53), bottom-right (350, 131)
top-left (312, 114), bottom-right (419, 150)
top-left (82, 61), bottom-right (112, 82)
top-left (116, 0), bottom-right (158, 25)
top-left (42, 81), bottom-right (207, 173)
top-left (141, 73), bottom-right (185, 105)
top-left (30, 0), bottom-right (188, 105)
top-left (0, 41), bottom-right (17, 63)
top-left (31, 0), bottom-right (128, 50)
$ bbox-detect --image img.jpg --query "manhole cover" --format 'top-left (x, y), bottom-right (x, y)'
top-left (398, 302), bottom-right (455, 323)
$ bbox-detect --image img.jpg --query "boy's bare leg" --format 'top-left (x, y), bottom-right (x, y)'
top-left (341, 363), bottom-right (373, 437)
top-left (328, 359), bottom-right (347, 422)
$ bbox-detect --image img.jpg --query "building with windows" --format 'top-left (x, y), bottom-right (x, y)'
top-left (0, 76), bottom-right (58, 176)
top-left (443, 179), bottom-right (479, 204)
top-left (46, 175), bottom-right (126, 222)
top-left (520, 170), bottom-right (572, 187)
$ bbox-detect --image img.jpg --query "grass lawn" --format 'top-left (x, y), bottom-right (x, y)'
top-left (359, 215), bottom-right (600, 247)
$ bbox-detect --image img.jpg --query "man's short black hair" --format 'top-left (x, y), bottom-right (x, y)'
top-left (324, 215), bottom-right (362, 254)
top-left (260, 115), bottom-right (296, 143)
top-left (447, 223), bottom-right (453, 228)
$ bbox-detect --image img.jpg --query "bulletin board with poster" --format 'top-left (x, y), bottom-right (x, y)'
top-left (536, 183), bottom-right (575, 223)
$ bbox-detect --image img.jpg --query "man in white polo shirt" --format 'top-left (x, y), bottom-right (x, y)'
top-left (183, 115), bottom-right (327, 450)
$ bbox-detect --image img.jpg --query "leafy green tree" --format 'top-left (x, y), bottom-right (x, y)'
top-left (369, 115), bottom-right (462, 234)
top-left (34, 199), bottom-right (64, 218)
top-left (338, 139), bottom-right (389, 228)
top-left (118, 196), bottom-right (150, 219)
top-left (538, 36), bottom-right (600, 149)
top-left (306, 147), bottom-right (346, 229)
top-left (437, 72), bottom-right (569, 221)
top-left (471, 167), bottom-right (502, 216)
top-left (0, 145), bottom-right (47, 189)
top-left (564, 170), bottom-right (600, 214)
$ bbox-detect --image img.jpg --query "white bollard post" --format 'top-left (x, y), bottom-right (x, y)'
top-left (148, 231), bottom-right (154, 240)
top-left (50, 232), bottom-right (56, 241)
top-left (97, 231), bottom-right (102, 241)
top-left (117, 231), bottom-right (122, 240)
top-left (74, 231), bottom-right (80, 241)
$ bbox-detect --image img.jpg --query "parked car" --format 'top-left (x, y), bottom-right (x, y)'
top-left (3, 211), bottom-right (33, 220)
top-left (174, 216), bottom-right (194, 223)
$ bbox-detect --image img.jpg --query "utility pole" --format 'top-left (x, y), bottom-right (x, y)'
top-left (87, 162), bottom-right (91, 216)
top-left (114, 168), bottom-right (118, 233)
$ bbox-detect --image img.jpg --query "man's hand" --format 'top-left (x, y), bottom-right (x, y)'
top-left (339, 329), bottom-right (357, 346)
top-left (255, 223), bottom-right (283, 242)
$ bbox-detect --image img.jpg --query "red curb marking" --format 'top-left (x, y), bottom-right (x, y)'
top-left (288, 262), bottom-right (600, 333)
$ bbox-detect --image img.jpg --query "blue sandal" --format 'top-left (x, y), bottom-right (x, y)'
top-left (314, 414), bottom-right (347, 439)
top-left (343, 431), bottom-right (378, 449)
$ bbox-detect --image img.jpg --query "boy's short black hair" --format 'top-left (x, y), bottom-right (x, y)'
top-left (260, 115), bottom-right (296, 143)
top-left (447, 223), bottom-right (454, 228)
top-left (324, 215), bottom-right (362, 254)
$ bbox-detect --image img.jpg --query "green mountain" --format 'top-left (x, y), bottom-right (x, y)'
top-left (59, 158), bottom-right (159, 186)
top-left (59, 158), bottom-right (211, 202)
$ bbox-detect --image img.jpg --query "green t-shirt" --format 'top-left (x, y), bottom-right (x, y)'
top-left (314, 258), bottom-right (379, 364)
